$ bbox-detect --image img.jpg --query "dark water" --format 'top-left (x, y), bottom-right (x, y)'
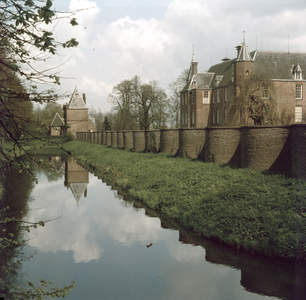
top-left (3, 156), bottom-right (306, 300)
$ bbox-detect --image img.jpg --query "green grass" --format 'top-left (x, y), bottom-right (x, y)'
top-left (62, 141), bottom-right (306, 260)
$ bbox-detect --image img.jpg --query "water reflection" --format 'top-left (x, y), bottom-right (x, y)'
top-left (2, 156), bottom-right (305, 300)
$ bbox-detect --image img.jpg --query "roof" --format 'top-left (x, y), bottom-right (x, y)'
top-left (70, 183), bottom-right (88, 205)
top-left (68, 87), bottom-right (87, 109)
top-left (50, 112), bottom-right (64, 126)
top-left (252, 51), bottom-right (306, 80)
top-left (181, 47), bottom-right (306, 93)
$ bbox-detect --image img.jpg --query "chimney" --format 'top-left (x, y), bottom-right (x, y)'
top-left (236, 45), bottom-right (242, 58)
top-left (82, 93), bottom-right (86, 104)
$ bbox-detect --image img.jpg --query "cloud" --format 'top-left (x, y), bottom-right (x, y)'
top-left (44, 0), bottom-right (306, 112)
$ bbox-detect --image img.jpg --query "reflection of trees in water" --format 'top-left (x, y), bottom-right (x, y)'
top-left (0, 162), bottom-right (35, 294)
top-left (32, 155), bottom-right (66, 183)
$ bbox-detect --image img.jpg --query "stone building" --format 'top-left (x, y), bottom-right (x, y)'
top-left (63, 87), bottom-right (96, 136)
top-left (181, 39), bottom-right (306, 127)
top-left (50, 112), bottom-right (65, 136)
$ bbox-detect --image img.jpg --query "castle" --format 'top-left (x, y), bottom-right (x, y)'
top-left (181, 39), bottom-right (306, 127)
top-left (50, 87), bottom-right (96, 136)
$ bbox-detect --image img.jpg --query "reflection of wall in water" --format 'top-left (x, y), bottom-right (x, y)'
top-left (64, 158), bottom-right (89, 205)
top-left (176, 231), bottom-right (305, 300)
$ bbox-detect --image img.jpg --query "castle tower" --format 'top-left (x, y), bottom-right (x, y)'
top-left (234, 38), bottom-right (254, 96)
top-left (63, 87), bottom-right (90, 136)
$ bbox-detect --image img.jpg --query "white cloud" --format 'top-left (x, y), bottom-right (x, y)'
top-left (45, 0), bottom-right (306, 112)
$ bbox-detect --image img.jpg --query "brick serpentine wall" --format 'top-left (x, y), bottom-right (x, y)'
top-left (76, 125), bottom-right (306, 178)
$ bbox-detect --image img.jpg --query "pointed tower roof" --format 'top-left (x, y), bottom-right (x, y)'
top-left (237, 39), bottom-right (253, 62)
top-left (68, 87), bottom-right (87, 109)
top-left (50, 112), bottom-right (64, 126)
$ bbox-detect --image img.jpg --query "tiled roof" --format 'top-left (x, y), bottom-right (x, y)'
top-left (68, 87), bottom-right (87, 109)
top-left (50, 112), bottom-right (64, 126)
top-left (252, 51), bottom-right (306, 80)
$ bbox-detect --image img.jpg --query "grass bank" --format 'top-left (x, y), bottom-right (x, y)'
top-left (62, 141), bottom-right (306, 260)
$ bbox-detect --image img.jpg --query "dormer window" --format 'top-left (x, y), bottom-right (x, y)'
top-left (293, 64), bottom-right (302, 80)
top-left (193, 80), bottom-right (197, 88)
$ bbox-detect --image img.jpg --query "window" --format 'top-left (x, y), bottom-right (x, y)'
top-left (185, 112), bottom-right (187, 125)
top-left (203, 91), bottom-right (209, 104)
top-left (213, 90), bottom-right (216, 103)
top-left (246, 70), bottom-right (249, 76)
top-left (295, 106), bottom-right (303, 123)
top-left (193, 81), bottom-right (197, 88)
top-left (192, 111), bottom-right (195, 125)
top-left (181, 113), bottom-right (184, 125)
top-left (263, 85), bottom-right (269, 99)
top-left (296, 84), bottom-right (302, 99)
top-left (216, 108), bottom-right (220, 124)
top-left (217, 89), bottom-right (220, 103)
top-left (225, 87), bottom-right (228, 102)
top-left (212, 109), bottom-right (215, 124)
top-left (224, 107), bottom-right (228, 123)
top-left (296, 72), bottom-right (301, 80)
top-left (192, 91), bottom-right (195, 104)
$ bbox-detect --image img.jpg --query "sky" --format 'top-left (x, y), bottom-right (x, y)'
top-left (42, 0), bottom-right (306, 113)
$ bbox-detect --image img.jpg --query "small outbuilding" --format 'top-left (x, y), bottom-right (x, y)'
top-left (50, 112), bottom-right (65, 136)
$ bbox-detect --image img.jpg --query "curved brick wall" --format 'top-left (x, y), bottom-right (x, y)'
top-left (106, 131), bottom-right (112, 146)
top-left (292, 124), bottom-right (306, 178)
top-left (123, 131), bottom-right (133, 150)
top-left (179, 129), bottom-right (206, 159)
top-left (133, 131), bottom-right (145, 152)
top-left (117, 132), bottom-right (124, 148)
top-left (102, 132), bottom-right (106, 145)
top-left (97, 132), bottom-right (102, 144)
top-left (241, 126), bottom-right (291, 172)
top-left (160, 129), bottom-right (179, 155)
top-left (205, 127), bottom-right (241, 165)
top-left (145, 130), bottom-right (160, 152)
top-left (111, 132), bottom-right (118, 148)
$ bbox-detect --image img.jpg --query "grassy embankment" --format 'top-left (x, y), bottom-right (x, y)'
top-left (3, 136), bottom-right (70, 157)
top-left (63, 141), bottom-right (306, 259)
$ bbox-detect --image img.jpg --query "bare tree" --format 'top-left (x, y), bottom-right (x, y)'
top-left (228, 73), bottom-right (277, 125)
top-left (168, 69), bottom-right (189, 128)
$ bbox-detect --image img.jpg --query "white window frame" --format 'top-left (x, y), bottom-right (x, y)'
top-left (224, 107), bottom-right (228, 123)
top-left (217, 89), bottom-right (220, 103)
top-left (295, 105), bottom-right (303, 123)
top-left (296, 84), bottom-right (303, 99)
top-left (225, 87), bottom-right (228, 102)
top-left (216, 108), bottom-right (220, 124)
top-left (203, 91), bottom-right (209, 104)
top-left (263, 85), bottom-right (269, 99)
top-left (295, 72), bottom-right (301, 80)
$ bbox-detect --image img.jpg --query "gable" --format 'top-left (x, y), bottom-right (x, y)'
top-left (50, 112), bottom-right (64, 126)
top-left (69, 88), bottom-right (87, 109)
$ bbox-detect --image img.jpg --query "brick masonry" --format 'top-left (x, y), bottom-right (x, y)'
top-left (133, 131), bottom-right (145, 152)
top-left (111, 132), bottom-right (118, 148)
top-left (205, 127), bottom-right (241, 165)
top-left (123, 131), bottom-right (133, 150)
top-left (117, 132), bottom-right (124, 148)
top-left (76, 124), bottom-right (306, 178)
top-left (241, 126), bottom-right (291, 172)
top-left (179, 128), bottom-right (206, 159)
top-left (160, 129), bottom-right (179, 155)
top-left (106, 131), bottom-right (112, 146)
top-left (145, 130), bottom-right (160, 152)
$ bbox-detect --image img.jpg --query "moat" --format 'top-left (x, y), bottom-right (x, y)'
top-left (3, 156), bottom-right (305, 300)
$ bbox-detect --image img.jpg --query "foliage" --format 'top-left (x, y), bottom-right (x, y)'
top-left (33, 102), bottom-right (64, 134)
top-left (89, 106), bottom-right (104, 131)
top-left (103, 116), bottom-right (112, 131)
top-left (167, 69), bottom-right (189, 128)
top-left (63, 141), bottom-right (306, 260)
top-left (108, 76), bottom-right (169, 130)
top-left (0, 0), bottom-right (79, 170)
top-left (228, 73), bottom-right (277, 125)
top-left (0, 1), bottom-right (78, 297)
